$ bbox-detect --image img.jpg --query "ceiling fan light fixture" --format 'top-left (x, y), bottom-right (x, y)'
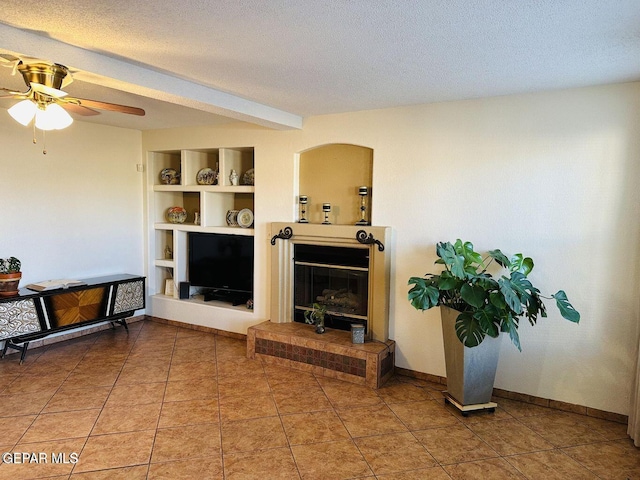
top-left (34, 103), bottom-right (73, 131)
top-left (8, 99), bottom-right (37, 126)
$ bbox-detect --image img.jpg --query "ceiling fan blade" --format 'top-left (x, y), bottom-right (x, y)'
top-left (0, 53), bottom-right (44, 64)
top-left (60, 102), bottom-right (100, 116)
top-left (0, 53), bottom-right (20, 63)
top-left (64, 97), bottom-right (145, 116)
top-left (30, 82), bottom-right (68, 98)
top-left (0, 87), bottom-right (28, 97)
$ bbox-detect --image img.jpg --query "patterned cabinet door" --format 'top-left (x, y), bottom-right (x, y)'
top-left (0, 298), bottom-right (41, 340)
top-left (112, 280), bottom-right (145, 315)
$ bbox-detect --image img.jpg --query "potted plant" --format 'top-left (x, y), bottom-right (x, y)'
top-left (304, 302), bottom-right (328, 334)
top-left (0, 256), bottom-right (22, 297)
top-left (408, 240), bottom-right (580, 410)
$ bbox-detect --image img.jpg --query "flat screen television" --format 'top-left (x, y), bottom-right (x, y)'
top-left (188, 232), bottom-right (254, 304)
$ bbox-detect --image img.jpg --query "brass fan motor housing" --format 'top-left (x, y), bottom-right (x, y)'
top-left (2, 60), bottom-right (145, 117)
top-left (17, 62), bottom-right (69, 90)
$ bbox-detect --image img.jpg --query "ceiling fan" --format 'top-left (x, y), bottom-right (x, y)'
top-left (0, 56), bottom-right (145, 131)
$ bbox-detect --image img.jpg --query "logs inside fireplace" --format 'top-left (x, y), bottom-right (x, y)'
top-left (294, 244), bottom-right (369, 333)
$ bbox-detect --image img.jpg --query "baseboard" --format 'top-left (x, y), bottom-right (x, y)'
top-left (395, 366), bottom-right (628, 425)
top-left (395, 366), bottom-right (448, 387)
top-left (146, 315), bottom-right (247, 340)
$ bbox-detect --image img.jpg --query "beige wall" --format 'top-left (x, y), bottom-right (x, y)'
top-left (0, 114), bottom-right (144, 285)
top-left (143, 82), bottom-right (640, 415)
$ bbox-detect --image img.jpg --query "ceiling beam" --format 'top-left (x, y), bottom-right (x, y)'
top-left (0, 23), bottom-right (303, 130)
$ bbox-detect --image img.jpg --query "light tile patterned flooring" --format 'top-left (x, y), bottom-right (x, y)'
top-left (0, 319), bottom-right (637, 479)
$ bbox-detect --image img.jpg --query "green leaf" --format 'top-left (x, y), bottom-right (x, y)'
top-left (475, 275), bottom-right (499, 291)
top-left (454, 239), bottom-right (484, 268)
top-left (460, 283), bottom-right (486, 308)
top-left (510, 254), bottom-right (534, 276)
top-left (508, 323), bottom-right (521, 352)
top-left (437, 272), bottom-right (458, 290)
top-left (524, 291), bottom-right (546, 325)
top-left (553, 290), bottom-right (580, 323)
top-left (489, 291), bottom-right (507, 310)
top-left (473, 307), bottom-right (500, 337)
top-left (464, 265), bottom-right (481, 277)
top-left (498, 277), bottom-right (524, 314)
top-left (436, 242), bottom-right (466, 279)
top-left (501, 314), bottom-right (522, 351)
top-left (510, 271), bottom-right (534, 298)
top-left (455, 311), bottom-right (485, 348)
top-left (488, 249), bottom-right (510, 268)
top-left (304, 310), bottom-right (313, 324)
top-left (408, 277), bottom-right (440, 310)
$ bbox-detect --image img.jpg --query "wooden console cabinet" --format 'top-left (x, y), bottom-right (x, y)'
top-left (0, 274), bottom-right (145, 363)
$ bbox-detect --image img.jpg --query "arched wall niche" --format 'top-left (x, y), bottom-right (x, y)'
top-left (297, 143), bottom-right (373, 225)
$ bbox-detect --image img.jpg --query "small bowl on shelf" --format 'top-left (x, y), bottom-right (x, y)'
top-left (167, 206), bottom-right (187, 224)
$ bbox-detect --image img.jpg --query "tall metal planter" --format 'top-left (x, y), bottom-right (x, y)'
top-left (441, 306), bottom-right (501, 414)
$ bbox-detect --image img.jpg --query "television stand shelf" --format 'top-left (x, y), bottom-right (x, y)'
top-left (0, 274), bottom-right (145, 363)
top-left (203, 289), bottom-right (250, 306)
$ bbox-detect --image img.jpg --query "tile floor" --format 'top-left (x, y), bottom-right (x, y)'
top-left (0, 319), bottom-right (637, 479)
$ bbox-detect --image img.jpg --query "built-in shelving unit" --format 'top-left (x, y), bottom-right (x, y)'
top-left (146, 147), bottom-right (256, 328)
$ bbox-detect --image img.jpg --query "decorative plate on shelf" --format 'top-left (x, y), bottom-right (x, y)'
top-left (196, 167), bottom-right (217, 185)
top-left (242, 168), bottom-right (255, 185)
top-left (226, 210), bottom-right (239, 227)
top-left (167, 206), bottom-right (187, 224)
top-left (237, 208), bottom-right (254, 228)
top-left (160, 168), bottom-right (180, 185)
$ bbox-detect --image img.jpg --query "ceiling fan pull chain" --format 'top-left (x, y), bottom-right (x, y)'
top-left (30, 122), bottom-right (46, 154)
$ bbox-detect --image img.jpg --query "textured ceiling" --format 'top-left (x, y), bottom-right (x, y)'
top-left (0, 0), bottom-right (639, 130)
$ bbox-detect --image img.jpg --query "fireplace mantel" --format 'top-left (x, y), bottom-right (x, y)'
top-left (270, 222), bottom-right (392, 341)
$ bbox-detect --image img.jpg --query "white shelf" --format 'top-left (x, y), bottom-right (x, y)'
top-left (154, 259), bottom-right (174, 268)
top-left (151, 293), bottom-right (254, 315)
top-left (151, 148), bottom-right (254, 231)
top-left (154, 223), bottom-right (254, 235)
top-left (154, 185), bottom-right (254, 193)
top-left (147, 146), bottom-right (256, 319)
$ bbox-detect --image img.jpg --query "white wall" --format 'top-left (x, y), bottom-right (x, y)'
top-left (0, 113), bottom-right (144, 284)
top-left (143, 82), bottom-right (640, 415)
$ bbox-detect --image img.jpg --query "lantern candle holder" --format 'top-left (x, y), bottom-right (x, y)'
top-left (322, 203), bottom-right (331, 225)
top-left (356, 186), bottom-right (369, 225)
top-left (299, 195), bottom-right (308, 223)
top-left (351, 324), bottom-right (365, 344)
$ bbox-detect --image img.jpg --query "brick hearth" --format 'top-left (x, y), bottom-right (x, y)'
top-left (247, 321), bottom-right (395, 388)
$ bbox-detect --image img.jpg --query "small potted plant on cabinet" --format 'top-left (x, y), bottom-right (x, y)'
top-left (0, 257), bottom-right (22, 297)
top-left (408, 240), bottom-right (580, 413)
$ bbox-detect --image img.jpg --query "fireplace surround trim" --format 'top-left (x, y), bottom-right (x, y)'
top-left (270, 222), bottom-right (392, 342)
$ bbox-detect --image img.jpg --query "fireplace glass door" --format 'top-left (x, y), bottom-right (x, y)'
top-left (294, 244), bottom-right (369, 333)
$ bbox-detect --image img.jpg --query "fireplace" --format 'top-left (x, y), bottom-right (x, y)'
top-left (294, 244), bottom-right (370, 333)
top-left (270, 223), bottom-right (391, 341)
